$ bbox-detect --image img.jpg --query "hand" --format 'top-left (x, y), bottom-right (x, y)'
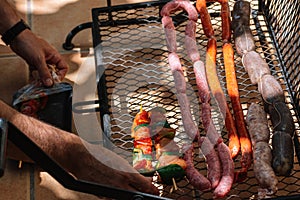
top-left (10, 29), bottom-right (68, 87)
top-left (82, 142), bottom-right (160, 195)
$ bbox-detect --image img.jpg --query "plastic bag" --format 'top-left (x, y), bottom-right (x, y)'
top-left (12, 80), bottom-right (73, 132)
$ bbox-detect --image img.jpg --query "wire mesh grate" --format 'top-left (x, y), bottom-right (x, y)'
top-left (92, 0), bottom-right (300, 199)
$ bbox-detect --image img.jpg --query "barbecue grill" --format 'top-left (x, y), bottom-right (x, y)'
top-left (91, 0), bottom-right (300, 199)
top-left (2, 0), bottom-right (300, 199)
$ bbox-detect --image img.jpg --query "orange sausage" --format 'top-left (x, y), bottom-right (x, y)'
top-left (223, 43), bottom-right (252, 170)
top-left (206, 38), bottom-right (240, 158)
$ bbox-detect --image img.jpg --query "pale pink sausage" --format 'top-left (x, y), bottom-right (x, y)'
top-left (162, 16), bottom-right (177, 53)
top-left (161, 0), bottom-right (198, 22)
top-left (185, 20), bottom-right (200, 62)
top-left (213, 142), bottom-right (235, 199)
top-left (258, 74), bottom-right (285, 104)
top-left (168, 53), bottom-right (199, 140)
top-left (242, 51), bottom-right (271, 84)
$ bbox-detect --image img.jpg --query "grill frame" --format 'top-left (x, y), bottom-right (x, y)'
top-left (91, 0), bottom-right (300, 199)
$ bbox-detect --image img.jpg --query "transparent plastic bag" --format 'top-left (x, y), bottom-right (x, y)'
top-left (12, 75), bottom-right (73, 131)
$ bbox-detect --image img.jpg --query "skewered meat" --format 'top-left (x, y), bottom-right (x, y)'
top-left (132, 107), bottom-right (154, 173)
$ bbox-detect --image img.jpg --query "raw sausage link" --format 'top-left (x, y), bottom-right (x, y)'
top-left (162, 1), bottom-right (222, 191)
top-left (213, 142), bottom-right (235, 199)
top-left (193, 60), bottom-right (222, 145)
top-left (265, 101), bottom-right (295, 136)
top-left (183, 144), bottom-right (212, 191)
top-left (161, 16), bottom-right (177, 53)
top-left (246, 103), bottom-right (270, 145)
top-left (168, 53), bottom-right (199, 140)
top-left (199, 136), bottom-right (221, 189)
top-left (197, 0), bottom-right (241, 159)
top-left (258, 74), bottom-right (285, 104)
top-left (232, 0), bottom-right (295, 177)
top-left (272, 131), bottom-right (294, 176)
top-left (253, 142), bottom-right (278, 195)
top-left (246, 102), bottom-right (278, 197)
top-left (206, 37), bottom-right (241, 159)
top-left (222, 0), bottom-right (253, 172)
top-left (223, 43), bottom-right (252, 171)
top-left (231, 0), bottom-right (255, 55)
top-left (242, 51), bottom-right (271, 85)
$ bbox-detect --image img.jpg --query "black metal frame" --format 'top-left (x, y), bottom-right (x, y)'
top-left (62, 22), bottom-right (93, 50)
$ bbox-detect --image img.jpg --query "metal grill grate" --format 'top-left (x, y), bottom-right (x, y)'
top-left (92, 0), bottom-right (300, 199)
top-left (260, 0), bottom-right (300, 116)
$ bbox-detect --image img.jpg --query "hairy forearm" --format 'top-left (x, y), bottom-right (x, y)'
top-left (0, 99), bottom-right (83, 171)
top-left (0, 99), bottom-right (158, 194)
top-left (0, 0), bottom-right (21, 34)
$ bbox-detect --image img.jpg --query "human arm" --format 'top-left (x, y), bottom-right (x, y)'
top-left (0, 0), bottom-right (68, 86)
top-left (0, 99), bottom-right (159, 195)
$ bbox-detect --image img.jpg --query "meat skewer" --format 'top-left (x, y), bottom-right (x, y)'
top-left (131, 106), bottom-right (154, 173)
top-left (149, 107), bottom-right (187, 190)
top-left (132, 106), bottom-right (188, 189)
top-left (232, 0), bottom-right (295, 176)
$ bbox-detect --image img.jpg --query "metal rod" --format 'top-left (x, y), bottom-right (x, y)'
top-left (62, 22), bottom-right (93, 50)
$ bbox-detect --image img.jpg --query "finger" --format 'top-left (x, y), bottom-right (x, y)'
top-left (46, 52), bottom-right (69, 81)
top-left (55, 59), bottom-right (69, 80)
top-left (37, 61), bottom-right (53, 87)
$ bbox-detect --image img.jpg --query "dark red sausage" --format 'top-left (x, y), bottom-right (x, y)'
top-left (199, 137), bottom-right (221, 189)
top-left (183, 144), bottom-right (212, 191)
top-left (219, 0), bottom-right (231, 43)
